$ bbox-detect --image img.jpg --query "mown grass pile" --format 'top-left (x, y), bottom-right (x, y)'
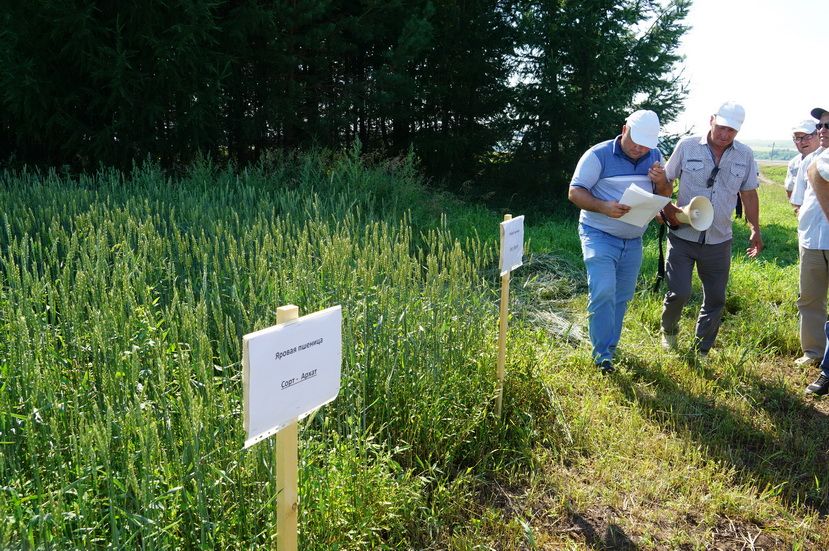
top-left (0, 150), bottom-right (558, 548)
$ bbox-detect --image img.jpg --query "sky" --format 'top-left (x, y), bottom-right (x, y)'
top-left (664, 0), bottom-right (829, 141)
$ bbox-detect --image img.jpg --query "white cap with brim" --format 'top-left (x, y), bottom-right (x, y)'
top-left (811, 107), bottom-right (828, 120)
top-left (625, 109), bottom-right (660, 149)
top-left (793, 119), bottom-right (818, 134)
top-left (714, 101), bottom-right (745, 131)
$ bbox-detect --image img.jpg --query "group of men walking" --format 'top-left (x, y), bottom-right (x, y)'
top-left (569, 101), bottom-right (829, 396)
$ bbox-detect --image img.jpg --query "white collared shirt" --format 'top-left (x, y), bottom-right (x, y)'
top-left (785, 153), bottom-right (804, 192)
top-left (797, 147), bottom-right (829, 250)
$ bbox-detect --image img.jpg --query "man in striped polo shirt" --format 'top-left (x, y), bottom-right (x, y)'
top-left (660, 101), bottom-right (763, 358)
top-left (569, 110), bottom-right (672, 374)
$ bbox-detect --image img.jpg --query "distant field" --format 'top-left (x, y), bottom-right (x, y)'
top-left (743, 139), bottom-right (797, 161)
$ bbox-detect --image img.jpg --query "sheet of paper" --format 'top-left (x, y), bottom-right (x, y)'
top-left (617, 184), bottom-right (671, 227)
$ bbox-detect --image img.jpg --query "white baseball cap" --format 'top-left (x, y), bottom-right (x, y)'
top-left (714, 101), bottom-right (745, 131)
top-left (625, 109), bottom-right (660, 148)
top-left (793, 119), bottom-right (818, 134)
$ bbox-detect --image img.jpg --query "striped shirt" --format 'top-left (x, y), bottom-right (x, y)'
top-left (570, 136), bottom-right (663, 239)
top-left (665, 135), bottom-right (758, 245)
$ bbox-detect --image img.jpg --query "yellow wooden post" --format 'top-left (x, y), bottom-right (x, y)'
top-left (275, 305), bottom-right (299, 551)
top-left (496, 214), bottom-right (511, 417)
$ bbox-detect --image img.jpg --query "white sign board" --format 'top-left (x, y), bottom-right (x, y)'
top-left (499, 215), bottom-right (525, 276)
top-left (243, 305), bottom-right (342, 448)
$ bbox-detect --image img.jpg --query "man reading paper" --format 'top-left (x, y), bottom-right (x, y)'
top-left (568, 110), bottom-right (671, 374)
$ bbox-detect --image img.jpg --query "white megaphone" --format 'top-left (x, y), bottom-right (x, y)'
top-left (675, 196), bottom-right (714, 231)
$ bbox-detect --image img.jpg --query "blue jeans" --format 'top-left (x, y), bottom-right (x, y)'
top-left (578, 223), bottom-right (643, 364)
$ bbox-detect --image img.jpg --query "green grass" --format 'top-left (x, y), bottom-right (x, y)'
top-left (2, 154), bottom-right (828, 548)
top-left (510, 165), bottom-right (825, 548)
top-left (0, 152), bottom-right (551, 548)
top-left (761, 163), bottom-right (789, 184)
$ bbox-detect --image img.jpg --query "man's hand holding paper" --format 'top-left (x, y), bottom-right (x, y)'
top-left (617, 184), bottom-right (671, 227)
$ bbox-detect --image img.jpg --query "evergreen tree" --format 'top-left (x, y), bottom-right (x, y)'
top-left (0, 0), bottom-right (690, 190)
top-left (511, 0), bottom-right (690, 196)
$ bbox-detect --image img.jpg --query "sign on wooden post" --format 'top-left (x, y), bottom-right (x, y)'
top-left (242, 304), bottom-right (342, 550)
top-left (496, 214), bottom-right (524, 416)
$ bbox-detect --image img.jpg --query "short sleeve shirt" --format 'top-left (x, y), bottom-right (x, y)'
top-left (798, 147), bottom-right (829, 249)
top-left (785, 153), bottom-right (803, 192)
top-left (665, 135), bottom-right (759, 245)
top-left (569, 136), bottom-right (663, 239)
top-left (791, 153), bottom-right (812, 206)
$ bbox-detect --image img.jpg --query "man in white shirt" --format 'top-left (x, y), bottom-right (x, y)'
top-left (810, 150), bottom-right (829, 213)
top-left (785, 119), bottom-right (818, 202)
top-left (792, 107), bottom-right (829, 369)
top-left (803, 108), bottom-right (829, 395)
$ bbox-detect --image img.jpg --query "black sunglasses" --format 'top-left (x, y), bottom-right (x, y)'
top-left (817, 122), bottom-right (829, 130)
top-left (706, 166), bottom-right (719, 188)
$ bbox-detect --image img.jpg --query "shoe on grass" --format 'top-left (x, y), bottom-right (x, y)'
top-left (794, 355), bottom-right (820, 367)
top-left (805, 373), bottom-right (829, 396)
top-left (660, 332), bottom-right (677, 351)
top-left (598, 360), bottom-right (615, 375)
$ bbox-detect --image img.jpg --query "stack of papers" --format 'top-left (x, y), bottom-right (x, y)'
top-left (617, 185), bottom-right (671, 227)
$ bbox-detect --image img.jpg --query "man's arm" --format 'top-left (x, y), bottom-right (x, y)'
top-left (649, 160), bottom-right (672, 197)
top-left (808, 158), bottom-right (829, 219)
top-left (568, 186), bottom-right (630, 218)
top-left (739, 188), bottom-right (763, 257)
top-left (791, 155), bottom-right (810, 208)
top-left (568, 147), bottom-right (632, 218)
top-left (657, 140), bottom-right (686, 225)
top-left (784, 156), bottom-right (797, 199)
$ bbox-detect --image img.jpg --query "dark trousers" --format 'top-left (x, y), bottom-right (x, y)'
top-left (661, 233), bottom-right (732, 353)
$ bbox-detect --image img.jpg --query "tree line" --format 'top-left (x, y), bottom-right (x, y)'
top-left (0, 0), bottom-right (690, 194)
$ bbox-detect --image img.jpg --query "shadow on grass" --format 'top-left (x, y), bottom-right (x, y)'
top-left (614, 354), bottom-right (829, 514)
top-left (569, 512), bottom-right (638, 550)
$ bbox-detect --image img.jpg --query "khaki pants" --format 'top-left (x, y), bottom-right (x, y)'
top-left (798, 247), bottom-right (829, 359)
